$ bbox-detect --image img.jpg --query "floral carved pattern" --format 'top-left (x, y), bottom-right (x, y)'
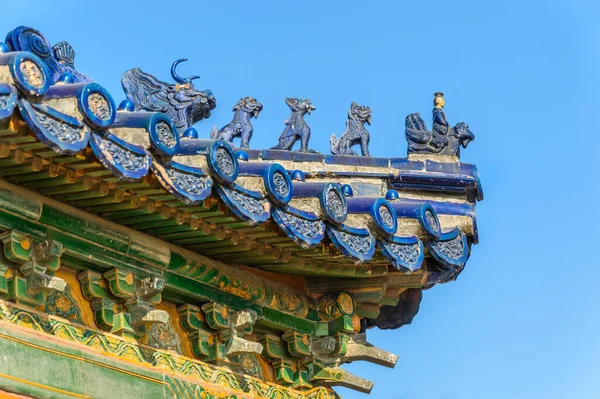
top-left (280, 212), bottom-right (322, 238)
top-left (272, 172), bottom-right (290, 197)
top-left (148, 320), bottom-right (182, 354)
top-left (230, 354), bottom-right (264, 379)
top-left (326, 189), bottom-right (346, 218)
top-left (100, 140), bottom-right (148, 171)
top-left (388, 242), bottom-right (421, 264)
top-left (338, 231), bottom-right (373, 255)
top-left (156, 121), bottom-right (177, 148)
top-left (425, 209), bottom-right (440, 234)
top-left (230, 190), bottom-right (265, 215)
top-left (215, 147), bottom-right (234, 176)
top-left (379, 206), bottom-right (395, 229)
top-left (436, 234), bottom-right (464, 260)
top-left (166, 168), bottom-right (207, 194)
top-left (87, 93), bottom-right (111, 120)
top-left (36, 113), bottom-right (83, 143)
top-left (44, 285), bottom-right (83, 324)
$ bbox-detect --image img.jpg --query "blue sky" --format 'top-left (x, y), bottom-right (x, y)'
top-left (4, 0), bottom-right (600, 398)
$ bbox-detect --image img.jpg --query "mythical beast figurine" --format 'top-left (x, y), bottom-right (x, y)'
top-left (271, 98), bottom-right (316, 152)
top-left (121, 58), bottom-right (216, 133)
top-left (330, 102), bottom-right (372, 156)
top-left (405, 93), bottom-right (474, 157)
top-left (210, 97), bottom-right (263, 148)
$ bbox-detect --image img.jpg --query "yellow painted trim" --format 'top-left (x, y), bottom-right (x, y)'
top-left (54, 268), bottom-right (97, 329)
top-left (0, 372), bottom-right (91, 399)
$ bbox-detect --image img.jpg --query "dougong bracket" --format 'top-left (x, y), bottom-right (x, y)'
top-left (201, 302), bottom-right (263, 358)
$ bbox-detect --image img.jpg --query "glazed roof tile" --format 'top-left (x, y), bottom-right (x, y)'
top-left (0, 27), bottom-right (483, 287)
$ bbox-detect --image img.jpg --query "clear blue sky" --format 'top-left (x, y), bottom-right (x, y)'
top-left (4, 1), bottom-right (600, 398)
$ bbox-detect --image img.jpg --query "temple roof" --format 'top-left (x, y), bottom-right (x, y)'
top-left (0, 25), bottom-right (483, 310)
top-left (0, 25), bottom-right (484, 395)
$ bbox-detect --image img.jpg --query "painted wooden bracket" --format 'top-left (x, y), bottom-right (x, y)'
top-left (103, 268), bottom-right (135, 299)
top-left (177, 304), bottom-right (215, 359)
top-left (77, 270), bottom-right (116, 331)
top-left (259, 333), bottom-right (292, 360)
top-left (125, 276), bottom-right (169, 336)
top-left (90, 298), bottom-right (115, 331)
top-left (5, 276), bottom-right (44, 307)
top-left (272, 359), bottom-right (296, 386)
top-left (0, 260), bottom-right (8, 296)
top-left (201, 302), bottom-right (263, 357)
top-left (305, 360), bottom-right (374, 394)
top-left (1, 231), bottom-right (62, 271)
top-left (272, 359), bottom-right (313, 390)
top-left (341, 333), bottom-right (399, 368)
top-left (134, 276), bottom-right (164, 305)
top-left (316, 292), bottom-right (360, 334)
top-left (19, 262), bottom-right (66, 295)
top-left (201, 302), bottom-right (229, 330)
top-left (0, 231), bottom-right (66, 296)
top-left (282, 330), bottom-right (312, 358)
top-left (110, 311), bottom-right (137, 339)
top-left (126, 297), bottom-right (169, 328)
top-left (0, 242), bottom-right (43, 307)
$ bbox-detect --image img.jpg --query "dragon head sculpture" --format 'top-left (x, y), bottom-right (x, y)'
top-left (349, 102), bottom-right (372, 125)
top-left (121, 58), bottom-right (216, 133)
top-left (285, 98), bottom-right (316, 115)
top-left (233, 96), bottom-right (263, 119)
top-left (452, 122), bottom-right (475, 148)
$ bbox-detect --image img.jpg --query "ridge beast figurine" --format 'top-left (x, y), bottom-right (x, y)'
top-left (405, 92), bottom-right (474, 157)
top-left (121, 58), bottom-right (216, 133)
top-left (271, 97), bottom-right (316, 152)
top-left (210, 96), bottom-right (263, 148)
top-left (5, 26), bottom-right (92, 83)
top-left (330, 102), bottom-right (372, 156)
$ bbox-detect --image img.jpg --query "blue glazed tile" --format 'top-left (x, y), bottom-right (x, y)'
top-left (0, 83), bottom-right (18, 120)
top-left (114, 111), bottom-right (179, 156)
top-left (425, 227), bottom-right (469, 269)
top-left (378, 235), bottom-right (424, 272)
top-left (151, 159), bottom-right (213, 205)
top-left (272, 206), bottom-right (325, 248)
top-left (19, 99), bottom-right (90, 155)
top-left (239, 148), bottom-right (262, 160)
top-left (215, 184), bottom-right (270, 225)
top-left (260, 149), bottom-right (325, 162)
top-left (425, 160), bottom-right (459, 174)
top-left (89, 132), bottom-right (151, 181)
top-left (389, 158), bottom-right (424, 171)
top-left (324, 155), bottom-right (389, 168)
top-left (325, 224), bottom-right (375, 263)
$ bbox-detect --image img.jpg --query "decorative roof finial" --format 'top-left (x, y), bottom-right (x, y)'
top-left (52, 41), bottom-right (76, 67)
top-left (330, 102), bottom-right (372, 157)
top-left (271, 98), bottom-right (316, 152)
top-left (405, 93), bottom-right (474, 158)
top-left (210, 97), bottom-right (263, 148)
top-left (121, 60), bottom-right (215, 132)
top-left (170, 58), bottom-right (200, 86)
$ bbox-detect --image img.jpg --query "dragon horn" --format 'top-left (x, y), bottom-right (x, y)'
top-left (171, 58), bottom-right (200, 84)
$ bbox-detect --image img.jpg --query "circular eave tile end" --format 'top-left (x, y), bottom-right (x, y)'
top-left (320, 183), bottom-right (348, 225)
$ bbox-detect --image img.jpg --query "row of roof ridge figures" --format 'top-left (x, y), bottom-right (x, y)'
top-left (5, 26), bottom-right (476, 159)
